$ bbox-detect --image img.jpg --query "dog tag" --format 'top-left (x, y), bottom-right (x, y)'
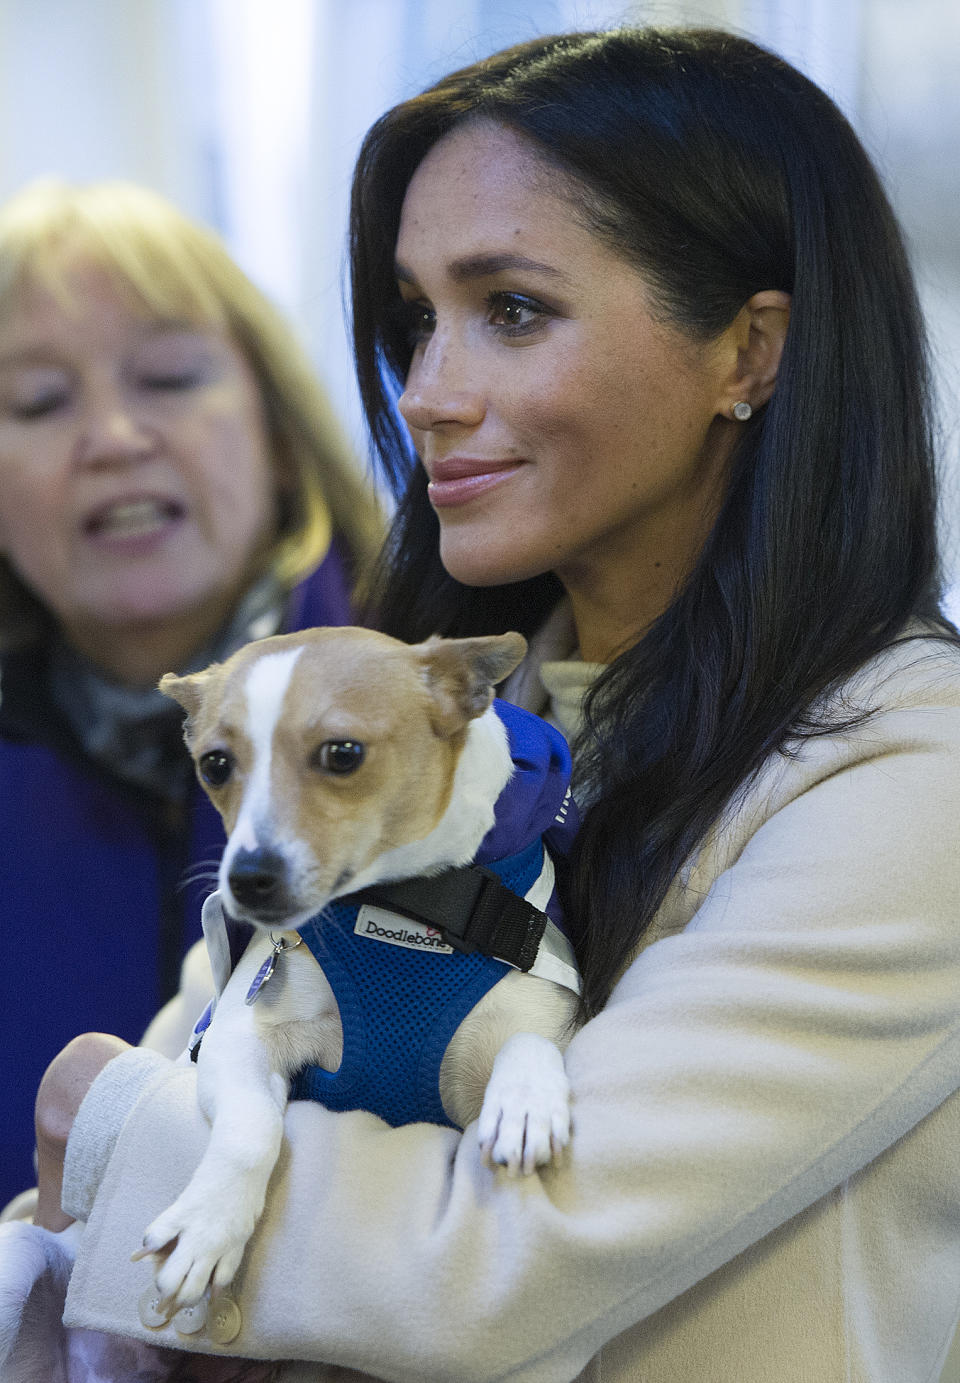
top-left (244, 934), bottom-right (302, 1006)
top-left (245, 949), bottom-right (278, 1004)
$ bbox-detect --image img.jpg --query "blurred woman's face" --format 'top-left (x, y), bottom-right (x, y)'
top-left (0, 259), bottom-right (277, 666)
top-left (395, 121), bottom-right (740, 660)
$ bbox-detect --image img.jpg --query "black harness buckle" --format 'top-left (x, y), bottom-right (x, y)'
top-left (359, 865), bottom-right (549, 972)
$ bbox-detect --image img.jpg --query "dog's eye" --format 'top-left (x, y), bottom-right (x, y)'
top-left (313, 740), bottom-right (365, 775)
top-left (198, 749), bottom-right (234, 788)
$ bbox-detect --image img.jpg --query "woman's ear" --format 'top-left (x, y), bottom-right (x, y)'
top-left (717, 290), bottom-right (791, 419)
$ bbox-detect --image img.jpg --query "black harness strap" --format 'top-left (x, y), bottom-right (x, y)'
top-left (359, 865), bottom-right (549, 972)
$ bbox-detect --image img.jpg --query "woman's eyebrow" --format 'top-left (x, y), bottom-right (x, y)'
top-left (394, 252), bottom-right (570, 285)
top-left (449, 252), bottom-right (569, 282)
top-left (0, 324), bottom-right (212, 372)
top-left (0, 346), bottom-right (67, 369)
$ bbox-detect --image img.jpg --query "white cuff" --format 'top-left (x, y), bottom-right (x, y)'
top-left (62, 1047), bottom-right (170, 1222)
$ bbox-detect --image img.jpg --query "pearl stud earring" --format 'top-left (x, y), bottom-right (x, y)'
top-left (732, 401), bottom-right (753, 422)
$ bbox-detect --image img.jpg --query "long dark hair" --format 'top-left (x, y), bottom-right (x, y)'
top-left (350, 28), bottom-right (948, 1016)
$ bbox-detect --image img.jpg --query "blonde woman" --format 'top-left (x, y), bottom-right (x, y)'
top-left (0, 180), bottom-right (380, 1207)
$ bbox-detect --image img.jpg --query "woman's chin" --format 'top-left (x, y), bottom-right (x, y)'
top-left (61, 581), bottom-right (239, 650)
top-left (438, 535), bottom-right (548, 589)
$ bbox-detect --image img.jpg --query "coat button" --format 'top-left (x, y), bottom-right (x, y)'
top-left (207, 1293), bottom-right (242, 1345)
top-left (137, 1286), bottom-right (173, 1329)
top-left (173, 1298), bottom-right (208, 1336)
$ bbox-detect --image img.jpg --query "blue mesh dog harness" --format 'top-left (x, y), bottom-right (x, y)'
top-left (289, 837), bottom-right (548, 1126)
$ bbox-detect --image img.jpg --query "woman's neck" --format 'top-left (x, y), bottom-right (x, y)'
top-left (563, 555), bottom-right (691, 664)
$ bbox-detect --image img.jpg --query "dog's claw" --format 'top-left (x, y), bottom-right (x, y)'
top-left (131, 1233), bottom-right (174, 1262)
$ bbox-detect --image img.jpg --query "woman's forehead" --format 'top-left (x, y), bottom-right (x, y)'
top-left (0, 261), bottom-right (237, 374)
top-left (392, 120), bottom-right (639, 301)
top-left (402, 121), bottom-right (556, 218)
top-left (396, 123), bottom-right (591, 278)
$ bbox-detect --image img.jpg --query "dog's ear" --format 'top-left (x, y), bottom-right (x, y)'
top-left (415, 632), bottom-right (527, 737)
top-left (158, 669), bottom-right (211, 742)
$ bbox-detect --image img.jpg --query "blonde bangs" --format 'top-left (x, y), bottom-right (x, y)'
top-left (0, 180), bottom-right (230, 329)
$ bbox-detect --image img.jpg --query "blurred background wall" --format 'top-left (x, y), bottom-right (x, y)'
top-left (1, 0), bottom-right (958, 592)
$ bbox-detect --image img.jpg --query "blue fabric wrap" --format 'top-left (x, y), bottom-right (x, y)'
top-left (289, 838), bottom-right (544, 1127)
top-left (0, 551), bottom-right (351, 1207)
top-left (477, 699), bottom-right (579, 867)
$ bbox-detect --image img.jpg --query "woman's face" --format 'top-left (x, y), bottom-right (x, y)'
top-left (0, 259), bottom-right (277, 662)
top-left (395, 121), bottom-right (741, 658)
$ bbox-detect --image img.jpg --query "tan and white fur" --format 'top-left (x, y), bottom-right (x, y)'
top-left (142, 626), bottom-right (578, 1310)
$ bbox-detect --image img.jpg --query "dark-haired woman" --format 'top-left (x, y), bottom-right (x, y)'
top-left (19, 29), bottom-right (960, 1382)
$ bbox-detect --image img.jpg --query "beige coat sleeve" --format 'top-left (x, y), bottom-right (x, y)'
top-left (62, 660), bottom-right (960, 1382)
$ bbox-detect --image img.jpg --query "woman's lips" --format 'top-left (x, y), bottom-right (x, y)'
top-left (83, 496), bottom-right (186, 550)
top-left (426, 457), bottom-right (524, 508)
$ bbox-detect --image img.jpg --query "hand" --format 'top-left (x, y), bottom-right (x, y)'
top-left (34, 1031), bottom-right (131, 1231)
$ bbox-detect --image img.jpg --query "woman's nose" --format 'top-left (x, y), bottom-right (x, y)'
top-left (73, 393), bottom-right (157, 467)
top-left (397, 340), bottom-right (485, 433)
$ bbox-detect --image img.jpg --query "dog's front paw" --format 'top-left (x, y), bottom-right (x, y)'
top-left (136, 1183), bottom-right (257, 1309)
top-left (477, 1032), bottom-right (571, 1176)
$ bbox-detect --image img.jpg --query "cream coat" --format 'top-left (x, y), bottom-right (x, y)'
top-left (61, 630), bottom-right (960, 1381)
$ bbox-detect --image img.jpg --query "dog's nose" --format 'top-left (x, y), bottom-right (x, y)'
top-left (228, 848), bottom-right (289, 913)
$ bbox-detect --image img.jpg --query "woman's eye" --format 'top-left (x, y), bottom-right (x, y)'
top-left (198, 749), bottom-right (234, 788)
top-left (9, 393), bottom-right (67, 420)
top-left (312, 740), bottom-right (366, 775)
top-left (397, 299), bottom-right (435, 346)
top-left (139, 372), bottom-right (202, 391)
top-left (486, 292), bottom-right (548, 336)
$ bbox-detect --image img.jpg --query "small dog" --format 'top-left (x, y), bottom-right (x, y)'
top-left (140, 626), bottom-right (580, 1310)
